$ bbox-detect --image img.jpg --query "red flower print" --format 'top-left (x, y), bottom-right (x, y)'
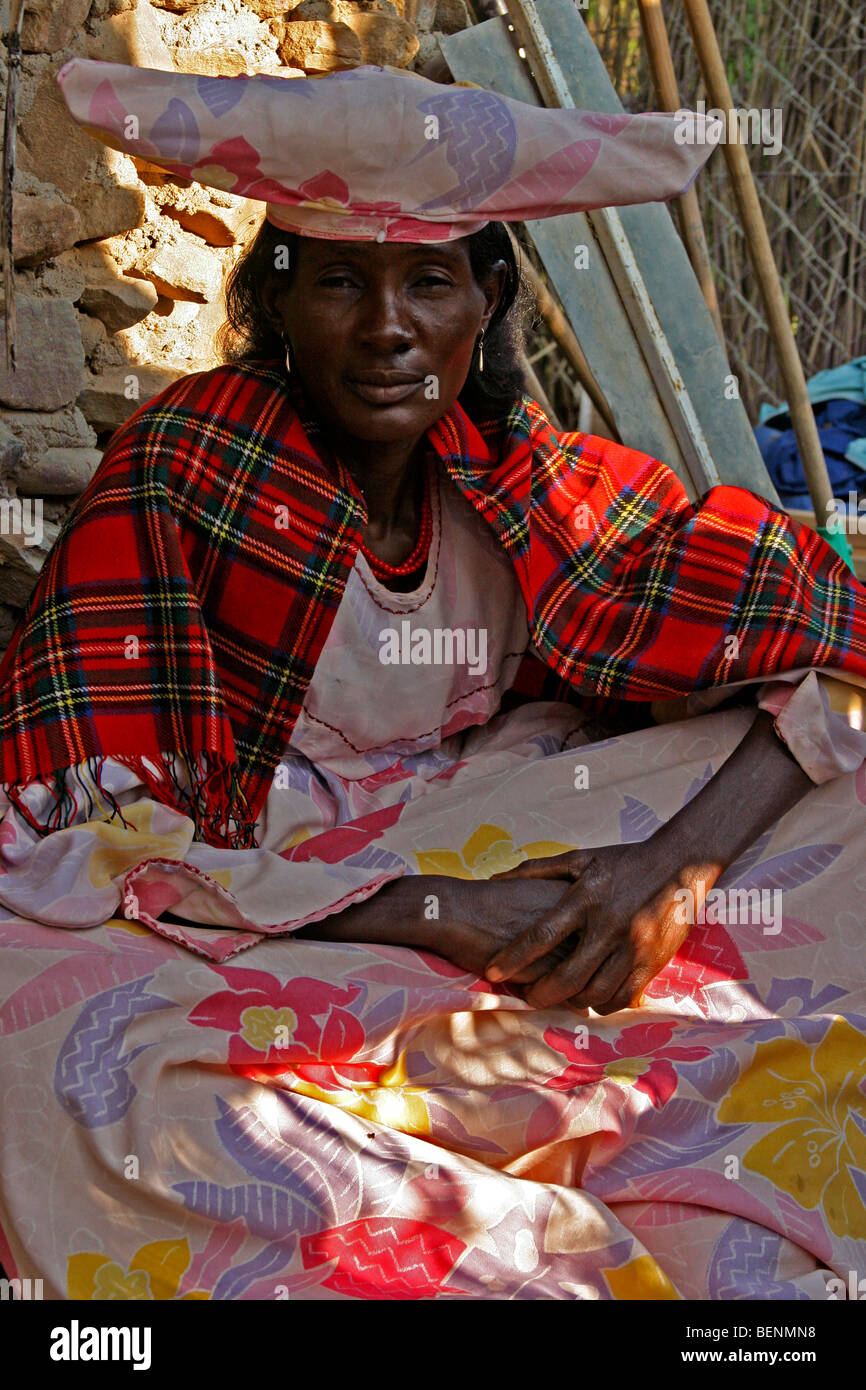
top-left (543, 1019), bottom-right (712, 1110)
top-left (189, 965), bottom-right (365, 1064)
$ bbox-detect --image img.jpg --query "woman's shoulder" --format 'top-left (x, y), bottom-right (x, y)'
top-left (123, 358), bottom-right (292, 433)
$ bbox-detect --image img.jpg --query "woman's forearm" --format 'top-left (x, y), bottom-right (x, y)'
top-left (294, 874), bottom-right (449, 949)
top-left (644, 706), bottom-right (813, 891)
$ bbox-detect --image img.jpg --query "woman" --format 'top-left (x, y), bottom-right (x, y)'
top-left (0, 58), bottom-right (865, 1301)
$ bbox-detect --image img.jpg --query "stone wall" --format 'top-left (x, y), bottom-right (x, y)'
top-left (0, 0), bottom-right (473, 653)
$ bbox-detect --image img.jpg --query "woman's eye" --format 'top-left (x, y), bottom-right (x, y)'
top-left (319, 275), bottom-right (357, 288)
top-left (417, 276), bottom-right (452, 287)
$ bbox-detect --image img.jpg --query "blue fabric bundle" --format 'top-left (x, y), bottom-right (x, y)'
top-left (755, 357), bottom-right (866, 514)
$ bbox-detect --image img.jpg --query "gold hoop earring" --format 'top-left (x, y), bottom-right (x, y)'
top-left (476, 330), bottom-right (485, 373)
top-left (282, 335), bottom-right (292, 375)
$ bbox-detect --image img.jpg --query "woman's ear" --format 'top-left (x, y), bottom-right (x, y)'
top-left (481, 258), bottom-right (508, 331)
top-left (259, 282), bottom-right (283, 335)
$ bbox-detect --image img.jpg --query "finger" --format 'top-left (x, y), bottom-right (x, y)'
top-left (509, 933), bottom-right (579, 984)
top-left (569, 948), bottom-right (633, 1014)
top-left (593, 962), bottom-right (656, 1017)
top-left (485, 888), bottom-right (588, 982)
top-left (524, 935), bottom-right (616, 1009)
top-left (489, 852), bottom-right (579, 882)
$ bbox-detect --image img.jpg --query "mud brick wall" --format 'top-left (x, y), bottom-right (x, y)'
top-left (0, 0), bottom-right (473, 655)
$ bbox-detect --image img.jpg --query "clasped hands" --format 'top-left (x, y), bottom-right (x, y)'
top-left (436, 842), bottom-right (717, 1014)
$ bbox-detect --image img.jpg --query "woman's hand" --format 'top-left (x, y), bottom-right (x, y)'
top-left (295, 872), bottom-right (575, 988)
top-left (432, 876), bottom-right (577, 984)
top-left (483, 844), bottom-right (709, 1013)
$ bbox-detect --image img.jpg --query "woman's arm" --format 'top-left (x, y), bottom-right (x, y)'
top-left (650, 705), bottom-right (813, 885)
top-left (295, 872), bottom-right (571, 982)
top-left (484, 706), bottom-right (817, 1010)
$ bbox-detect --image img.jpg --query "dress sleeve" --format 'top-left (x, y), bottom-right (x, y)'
top-left (754, 669), bottom-right (866, 783)
top-left (0, 756), bottom-right (408, 961)
top-left (651, 667), bottom-right (866, 784)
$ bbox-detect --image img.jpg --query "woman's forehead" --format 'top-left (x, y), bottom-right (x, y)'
top-left (296, 238), bottom-right (472, 268)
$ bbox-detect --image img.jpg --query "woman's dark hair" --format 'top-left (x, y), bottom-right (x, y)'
top-left (217, 216), bottom-right (537, 416)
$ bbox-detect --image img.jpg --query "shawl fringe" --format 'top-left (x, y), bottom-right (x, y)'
top-left (5, 750), bottom-right (259, 850)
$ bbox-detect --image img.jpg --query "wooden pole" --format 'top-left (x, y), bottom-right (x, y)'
top-left (681, 0), bottom-right (852, 564)
top-left (636, 0), bottom-right (726, 348)
top-left (2, 0), bottom-right (27, 373)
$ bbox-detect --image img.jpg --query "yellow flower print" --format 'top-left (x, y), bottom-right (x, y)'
top-left (604, 1255), bottom-right (680, 1300)
top-left (291, 1054), bottom-right (430, 1137)
top-left (189, 163), bottom-right (238, 191)
top-left (93, 1265), bottom-right (151, 1300)
top-left (68, 1240), bottom-right (209, 1300)
top-left (87, 800), bottom-right (192, 888)
top-left (239, 1004), bottom-right (298, 1053)
top-left (415, 823), bottom-right (576, 880)
top-left (718, 1019), bottom-right (866, 1238)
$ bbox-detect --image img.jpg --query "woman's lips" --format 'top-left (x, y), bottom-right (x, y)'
top-left (347, 378), bottom-right (424, 405)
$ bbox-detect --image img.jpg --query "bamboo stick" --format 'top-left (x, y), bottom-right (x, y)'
top-left (681, 0), bottom-right (852, 564)
top-left (636, 0), bottom-right (727, 347)
top-left (2, 0), bottom-right (27, 373)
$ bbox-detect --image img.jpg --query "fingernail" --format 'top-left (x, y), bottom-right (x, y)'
top-left (486, 965), bottom-right (504, 982)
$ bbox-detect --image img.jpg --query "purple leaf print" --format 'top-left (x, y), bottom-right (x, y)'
top-left (724, 842), bottom-right (843, 894)
top-left (53, 976), bottom-right (174, 1128)
top-left (215, 1096), bottom-right (360, 1223)
top-left (172, 1180), bottom-right (324, 1241)
top-left (590, 1099), bottom-right (748, 1184)
top-left (618, 794), bottom-right (662, 843)
top-left (760, 975), bottom-right (849, 1018)
top-left (195, 75), bottom-right (245, 117)
top-left (708, 1218), bottom-right (808, 1300)
top-left (723, 829), bottom-right (774, 884)
top-left (211, 1237), bottom-right (297, 1301)
top-left (150, 98), bottom-right (201, 166)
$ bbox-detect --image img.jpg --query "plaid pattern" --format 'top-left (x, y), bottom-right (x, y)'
top-left (2, 359), bottom-right (865, 848)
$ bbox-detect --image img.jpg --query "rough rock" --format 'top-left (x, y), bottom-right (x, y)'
top-left (73, 158), bottom-right (148, 245)
top-left (0, 407), bottom-right (97, 472)
top-left (275, 19), bottom-right (362, 69)
top-left (77, 312), bottom-right (109, 362)
top-left (156, 187), bottom-right (260, 247)
top-left (76, 243), bottom-right (160, 334)
top-left (0, 423), bottom-right (25, 478)
top-left (22, 0), bottom-right (93, 53)
top-left (0, 519), bottom-right (61, 608)
top-left (23, 249), bottom-right (86, 305)
top-left (289, 0), bottom-right (400, 18)
top-left (399, 0), bottom-right (438, 26)
top-left (131, 158), bottom-right (194, 190)
top-left (13, 195), bottom-right (82, 269)
top-left (433, 0), bottom-right (471, 33)
top-left (18, 448), bottom-right (104, 498)
top-left (19, 69), bottom-right (102, 198)
top-left (0, 299), bottom-right (86, 412)
top-left (150, 0), bottom-right (210, 10)
top-left (79, 276), bottom-right (159, 335)
top-left (0, 604), bottom-right (21, 652)
top-left (84, 3), bottom-right (176, 68)
top-left (77, 365), bottom-right (186, 432)
top-left (244, 0), bottom-right (304, 15)
top-left (170, 47), bottom-right (263, 76)
top-left (126, 237), bottom-right (224, 303)
top-left (337, 11), bottom-right (419, 64)
top-left (19, 80), bottom-right (147, 243)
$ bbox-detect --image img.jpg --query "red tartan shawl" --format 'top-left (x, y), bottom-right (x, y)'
top-left (2, 359), bottom-right (866, 849)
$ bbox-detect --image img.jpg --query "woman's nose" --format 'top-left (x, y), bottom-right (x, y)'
top-left (356, 284), bottom-right (412, 349)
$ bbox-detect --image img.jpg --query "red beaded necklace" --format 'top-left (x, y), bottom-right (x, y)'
top-left (358, 459), bottom-right (434, 580)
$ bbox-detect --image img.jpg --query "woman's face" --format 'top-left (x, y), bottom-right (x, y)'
top-left (263, 236), bottom-right (507, 447)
